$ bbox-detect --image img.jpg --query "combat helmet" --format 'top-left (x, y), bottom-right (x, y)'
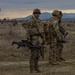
top-left (33, 8), bottom-right (41, 14)
top-left (52, 10), bottom-right (62, 16)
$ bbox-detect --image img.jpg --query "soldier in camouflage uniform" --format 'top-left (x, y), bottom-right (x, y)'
top-left (23, 8), bottom-right (44, 73)
top-left (55, 11), bottom-right (66, 62)
top-left (47, 10), bottom-right (65, 65)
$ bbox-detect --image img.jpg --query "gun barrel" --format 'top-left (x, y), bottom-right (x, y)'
top-left (57, 40), bottom-right (68, 43)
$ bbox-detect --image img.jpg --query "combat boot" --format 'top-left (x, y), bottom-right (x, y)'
top-left (30, 67), bottom-right (34, 73)
top-left (30, 71), bottom-right (33, 73)
top-left (49, 61), bottom-right (59, 65)
top-left (35, 68), bottom-right (41, 73)
top-left (60, 57), bottom-right (65, 61)
top-left (30, 70), bottom-right (33, 73)
top-left (56, 59), bottom-right (62, 62)
top-left (55, 61), bottom-right (60, 64)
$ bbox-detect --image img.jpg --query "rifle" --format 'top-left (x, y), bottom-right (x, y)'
top-left (59, 26), bottom-right (68, 38)
top-left (12, 40), bottom-right (31, 49)
top-left (58, 20), bottom-right (68, 38)
top-left (12, 40), bottom-right (45, 59)
top-left (57, 39), bottom-right (68, 43)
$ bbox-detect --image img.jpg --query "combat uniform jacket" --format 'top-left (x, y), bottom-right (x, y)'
top-left (47, 17), bottom-right (63, 45)
top-left (26, 16), bottom-right (44, 44)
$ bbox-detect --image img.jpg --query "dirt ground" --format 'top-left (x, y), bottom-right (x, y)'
top-left (0, 21), bottom-right (75, 75)
top-left (0, 56), bottom-right (75, 75)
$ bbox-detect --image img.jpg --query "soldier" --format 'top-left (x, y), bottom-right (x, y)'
top-left (23, 8), bottom-right (44, 73)
top-left (47, 10), bottom-right (65, 65)
top-left (54, 11), bottom-right (66, 62)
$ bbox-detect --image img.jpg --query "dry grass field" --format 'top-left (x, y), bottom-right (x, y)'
top-left (0, 21), bottom-right (75, 75)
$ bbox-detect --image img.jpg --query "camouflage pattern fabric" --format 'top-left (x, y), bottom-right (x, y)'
top-left (56, 21), bottom-right (66, 61)
top-left (26, 16), bottom-right (44, 72)
top-left (56, 43), bottom-right (63, 60)
top-left (47, 17), bottom-right (63, 63)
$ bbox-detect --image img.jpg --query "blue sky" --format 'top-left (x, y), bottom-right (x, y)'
top-left (0, 0), bottom-right (75, 19)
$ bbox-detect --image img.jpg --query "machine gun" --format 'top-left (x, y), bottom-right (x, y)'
top-left (12, 40), bottom-right (45, 59)
top-left (12, 40), bottom-right (31, 49)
